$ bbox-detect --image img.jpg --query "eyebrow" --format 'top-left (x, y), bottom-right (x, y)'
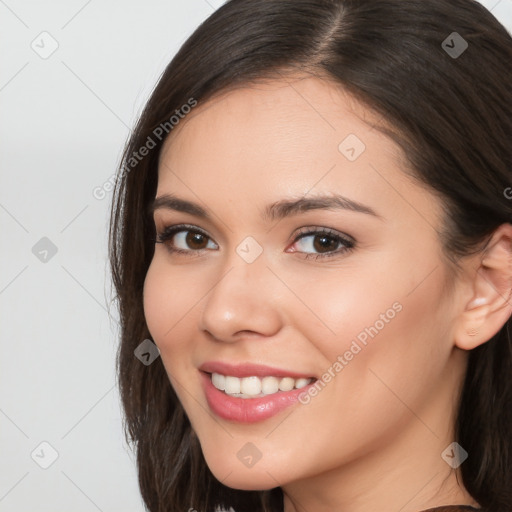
top-left (149, 193), bottom-right (381, 222)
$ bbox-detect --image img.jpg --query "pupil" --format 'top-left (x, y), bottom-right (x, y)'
top-left (314, 235), bottom-right (336, 253)
top-left (187, 232), bottom-right (206, 249)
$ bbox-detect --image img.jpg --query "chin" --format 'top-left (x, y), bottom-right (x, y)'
top-left (204, 455), bottom-right (280, 491)
top-left (216, 474), bottom-right (277, 492)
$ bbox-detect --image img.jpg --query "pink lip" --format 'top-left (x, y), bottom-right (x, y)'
top-left (199, 364), bottom-right (318, 423)
top-left (199, 361), bottom-right (315, 379)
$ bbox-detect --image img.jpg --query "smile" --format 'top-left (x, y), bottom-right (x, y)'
top-left (211, 372), bottom-right (314, 398)
top-left (199, 361), bottom-right (318, 423)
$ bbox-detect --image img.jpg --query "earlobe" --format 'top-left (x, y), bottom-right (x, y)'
top-left (454, 224), bottom-right (512, 351)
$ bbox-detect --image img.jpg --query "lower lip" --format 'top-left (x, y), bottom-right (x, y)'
top-left (200, 371), bottom-right (316, 423)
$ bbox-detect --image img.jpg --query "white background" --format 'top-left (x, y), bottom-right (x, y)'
top-left (1, 1), bottom-right (511, 510)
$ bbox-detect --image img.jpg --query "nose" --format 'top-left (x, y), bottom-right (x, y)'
top-left (198, 250), bottom-right (283, 343)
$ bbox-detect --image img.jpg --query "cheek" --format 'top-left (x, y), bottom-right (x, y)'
top-left (293, 244), bottom-right (447, 353)
top-left (262, 265), bottom-right (452, 470)
top-left (143, 260), bottom-right (170, 341)
top-left (277, 259), bottom-right (404, 358)
top-left (286, 255), bottom-right (451, 406)
top-left (143, 257), bottom-right (209, 413)
top-left (142, 257), bottom-right (196, 358)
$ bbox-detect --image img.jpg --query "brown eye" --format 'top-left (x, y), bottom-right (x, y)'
top-left (312, 234), bottom-right (340, 253)
top-left (290, 227), bottom-right (355, 260)
top-left (185, 231), bottom-right (209, 250)
top-left (155, 225), bottom-right (218, 254)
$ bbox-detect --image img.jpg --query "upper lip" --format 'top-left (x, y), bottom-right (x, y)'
top-left (199, 361), bottom-right (316, 379)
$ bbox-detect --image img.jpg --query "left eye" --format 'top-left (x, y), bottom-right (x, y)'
top-left (289, 228), bottom-right (355, 259)
top-left (154, 225), bottom-right (355, 259)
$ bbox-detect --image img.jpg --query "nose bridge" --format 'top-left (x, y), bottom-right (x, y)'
top-left (217, 232), bottom-right (270, 293)
top-left (199, 238), bottom-right (282, 340)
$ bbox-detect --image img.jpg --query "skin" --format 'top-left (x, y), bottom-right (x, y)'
top-left (143, 76), bottom-right (512, 512)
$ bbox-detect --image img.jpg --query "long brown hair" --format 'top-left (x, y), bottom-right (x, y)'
top-left (108, 1), bottom-right (512, 510)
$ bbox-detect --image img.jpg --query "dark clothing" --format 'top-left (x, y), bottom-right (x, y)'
top-left (421, 506), bottom-right (481, 512)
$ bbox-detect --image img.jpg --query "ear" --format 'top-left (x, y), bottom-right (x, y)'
top-left (455, 223), bottom-right (512, 350)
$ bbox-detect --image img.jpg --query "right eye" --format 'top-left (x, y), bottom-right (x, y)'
top-left (155, 224), bottom-right (218, 255)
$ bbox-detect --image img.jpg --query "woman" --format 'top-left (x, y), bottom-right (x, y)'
top-left (108, 0), bottom-right (512, 511)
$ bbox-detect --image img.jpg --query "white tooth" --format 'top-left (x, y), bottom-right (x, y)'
top-left (241, 376), bottom-right (262, 396)
top-left (211, 372), bottom-right (226, 391)
top-left (295, 378), bottom-right (310, 389)
top-left (279, 377), bottom-right (295, 391)
top-left (224, 376), bottom-right (241, 394)
top-left (261, 376), bottom-right (279, 395)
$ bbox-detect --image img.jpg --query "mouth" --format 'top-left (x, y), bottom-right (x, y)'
top-left (198, 361), bottom-right (318, 423)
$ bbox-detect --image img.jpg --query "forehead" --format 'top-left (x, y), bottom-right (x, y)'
top-left (158, 77), bottom-right (402, 183)
top-left (161, 76), bottom-right (390, 161)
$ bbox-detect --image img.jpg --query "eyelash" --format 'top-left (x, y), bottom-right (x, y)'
top-left (153, 223), bottom-right (355, 260)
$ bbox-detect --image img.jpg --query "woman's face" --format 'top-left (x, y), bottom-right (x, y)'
top-left (143, 77), bottom-right (469, 499)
